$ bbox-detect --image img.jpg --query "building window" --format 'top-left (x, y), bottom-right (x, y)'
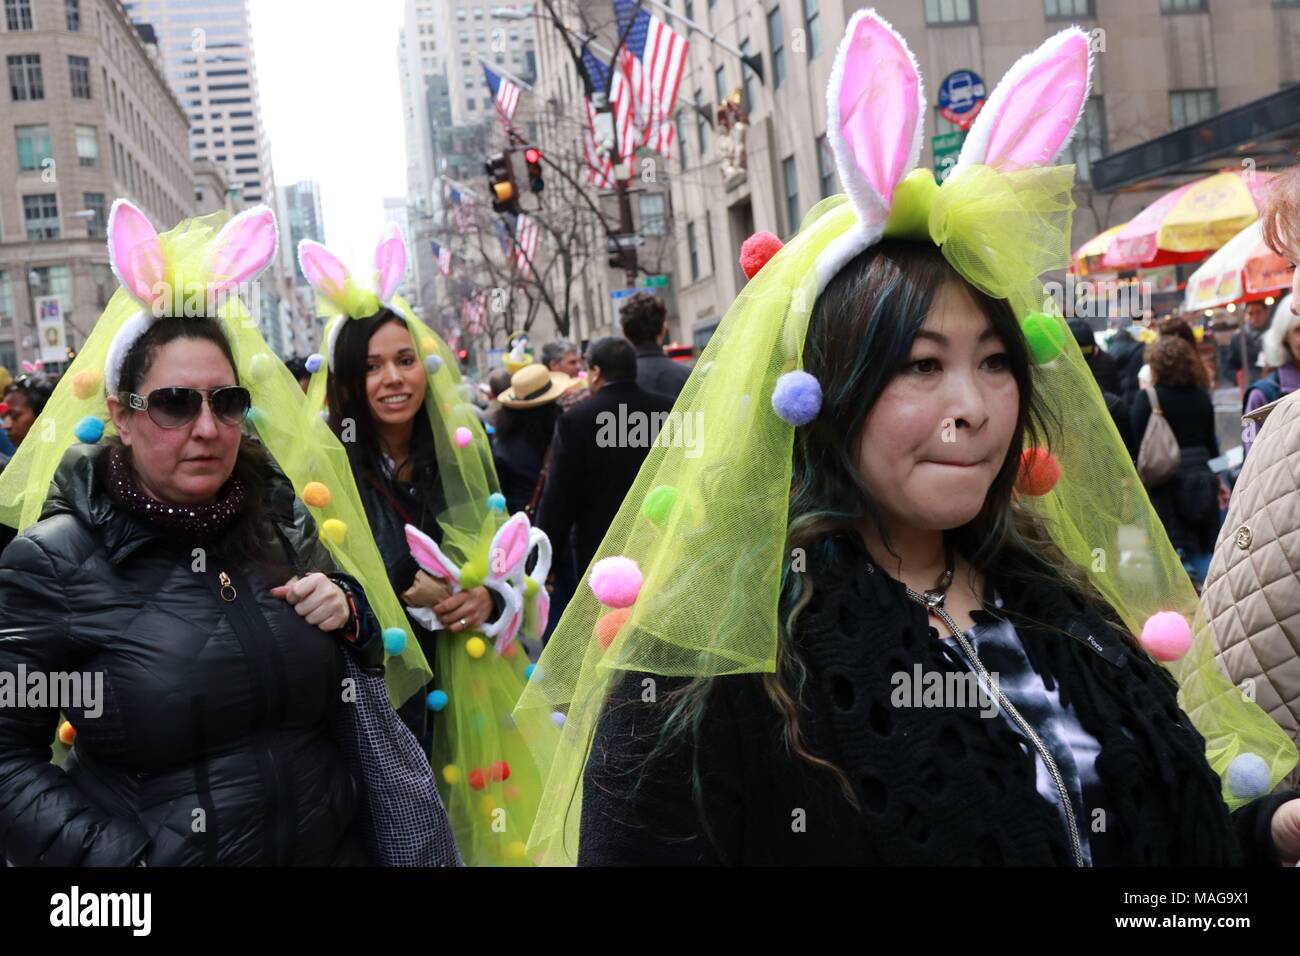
top-left (803, 0), bottom-right (822, 59)
top-left (76, 124), bottom-right (98, 167)
top-left (15, 124), bottom-right (50, 171)
top-left (782, 155), bottom-right (799, 236)
top-left (7, 53), bottom-right (43, 100)
top-left (924, 0), bottom-right (976, 25)
top-left (0, 272), bottom-right (12, 329)
top-left (816, 133), bottom-right (836, 198)
top-left (640, 193), bottom-right (667, 236)
top-left (687, 221), bottom-right (699, 281)
top-left (23, 193), bottom-right (60, 240)
top-left (715, 65), bottom-right (727, 104)
top-left (695, 90), bottom-right (709, 154)
top-left (68, 55), bottom-right (91, 99)
top-left (83, 192), bottom-right (106, 237)
top-left (685, 0), bottom-right (694, 19)
top-left (676, 110), bottom-right (688, 171)
top-left (456, 9), bottom-right (466, 19)
top-left (1066, 96), bottom-right (1107, 182)
top-left (740, 39), bottom-right (759, 113)
top-left (1045, 0), bottom-right (1092, 16)
top-left (1161, 0), bottom-right (1206, 11)
top-left (767, 7), bottom-right (785, 89)
top-left (5, 0), bottom-right (32, 31)
top-left (1169, 88), bottom-right (1217, 130)
top-left (66, 0), bottom-right (80, 31)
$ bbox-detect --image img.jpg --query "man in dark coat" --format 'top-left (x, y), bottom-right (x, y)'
top-left (536, 336), bottom-right (676, 578)
top-left (1107, 325), bottom-right (1146, 402)
top-left (618, 292), bottom-right (692, 401)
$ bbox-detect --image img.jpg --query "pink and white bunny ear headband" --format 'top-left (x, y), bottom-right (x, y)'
top-left (103, 200), bottom-right (279, 395)
top-left (740, 11), bottom-right (1091, 294)
top-left (298, 225), bottom-right (409, 373)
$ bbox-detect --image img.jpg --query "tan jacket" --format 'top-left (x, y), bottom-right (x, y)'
top-left (1204, 389), bottom-right (1300, 784)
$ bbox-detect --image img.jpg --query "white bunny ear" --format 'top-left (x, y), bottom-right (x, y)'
top-left (208, 205), bottom-right (278, 295)
top-left (374, 224), bottom-right (408, 303)
top-left (954, 26), bottom-right (1093, 173)
top-left (825, 9), bottom-right (925, 230)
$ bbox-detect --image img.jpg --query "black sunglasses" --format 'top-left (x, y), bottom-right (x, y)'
top-left (122, 386), bottom-right (252, 429)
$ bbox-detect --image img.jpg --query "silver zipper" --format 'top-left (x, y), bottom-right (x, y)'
top-left (905, 585), bottom-right (1087, 868)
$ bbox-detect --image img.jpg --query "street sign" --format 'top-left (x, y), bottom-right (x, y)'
top-left (606, 234), bottom-right (645, 252)
top-left (937, 69), bottom-right (986, 131)
top-left (932, 130), bottom-right (966, 183)
top-left (643, 274), bottom-right (669, 287)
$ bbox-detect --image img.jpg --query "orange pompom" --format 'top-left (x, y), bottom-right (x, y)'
top-left (468, 767), bottom-right (487, 790)
top-left (302, 481), bottom-right (331, 508)
top-left (1016, 447), bottom-right (1061, 497)
top-left (57, 720), bottom-right (76, 745)
top-left (595, 607), bottom-right (632, 649)
top-left (739, 231), bottom-right (784, 279)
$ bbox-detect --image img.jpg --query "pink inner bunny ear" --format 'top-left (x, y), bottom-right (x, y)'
top-left (374, 225), bottom-right (408, 301)
top-left (492, 514), bottom-right (531, 574)
top-left (209, 205), bottom-right (278, 295)
top-left (827, 10), bottom-right (923, 224)
top-left (107, 200), bottom-right (165, 305)
top-left (298, 240), bottom-right (350, 300)
top-left (957, 28), bottom-right (1091, 173)
top-left (405, 523), bottom-right (458, 579)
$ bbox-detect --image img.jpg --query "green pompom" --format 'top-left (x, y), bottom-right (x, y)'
top-left (1022, 312), bottom-right (1067, 365)
top-left (642, 484), bottom-right (679, 526)
top-left (524, 576), bottom-right (539, 598)
top-left (460, 556), bottom-right (487, 590)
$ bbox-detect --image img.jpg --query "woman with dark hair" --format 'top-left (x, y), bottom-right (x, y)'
top-left (300, 230), bottom-right (550, 866)
top-left (0, 205), bottom-right (394, 866)
top-left (516, 14), bottom-right (1299, 867)
top-left (1131, 336), bottom-right (1221, 582)
top-left (1, 374), bottom-right (55, 450)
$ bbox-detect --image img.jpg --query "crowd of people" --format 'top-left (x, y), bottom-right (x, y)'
top-left (2, 13), bottom-right (1300, 871)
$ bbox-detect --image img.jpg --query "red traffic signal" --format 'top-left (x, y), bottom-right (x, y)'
top-left (524, 147), bottom-right (541, 164)
top-left (524, 146), bottom-right (544, 193)
top-left (457, 349), bottom-right (469, 362)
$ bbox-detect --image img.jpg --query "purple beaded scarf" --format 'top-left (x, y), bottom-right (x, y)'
top-left (105, 446), bottom-right (249, 544)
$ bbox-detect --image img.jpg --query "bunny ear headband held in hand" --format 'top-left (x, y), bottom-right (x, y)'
top-left (515, 8), bottom-right (1295, 864)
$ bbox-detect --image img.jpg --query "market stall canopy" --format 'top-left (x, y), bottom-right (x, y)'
top-left (1070, 222), bottom-right (1203, 275)
top-left (1103, 170), bottom-right (1276, 269)
top-left (1184, 220), bottom-right (1292, 312)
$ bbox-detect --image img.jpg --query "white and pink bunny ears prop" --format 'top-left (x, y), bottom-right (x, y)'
top-left (298, 224), bottom-right (408, 370)
top-left (103, 199), bottom-right (279, 395)
top-left (814, 9), bottom-right (1091, 294)
top-left (403, 512), bottom-right (533, 650)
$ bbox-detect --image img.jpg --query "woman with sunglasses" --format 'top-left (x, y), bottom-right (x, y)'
top-left (0, 203), bottom-right (393, 866)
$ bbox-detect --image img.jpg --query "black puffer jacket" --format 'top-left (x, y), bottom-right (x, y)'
top-left (0, 443), bottom-right (382, 866)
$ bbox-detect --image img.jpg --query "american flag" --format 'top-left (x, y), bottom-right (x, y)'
top-left (461, 290), bottom-right (486, 337)
top-left (448, 186), bottom-right (478, 233)
top-left (513, 213), bottom-right (540, 280)
top-left (614, 0), bottom-right (688, 160)
top-left (431, 240), bottom-right (452, 276)
top-left (483, 65), bottom-right (521, 126)
top-left (583, 48), bottom-right (635, 175)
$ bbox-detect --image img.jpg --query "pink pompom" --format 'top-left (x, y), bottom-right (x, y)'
top-left (589, 556), bottom-right (642, 608)
top-left (1140, 611), bottom-right (1193, 662)
top-left (454, 426), bottom-right (473, 448)
top-left (739, 231), bottom-right (784, 280)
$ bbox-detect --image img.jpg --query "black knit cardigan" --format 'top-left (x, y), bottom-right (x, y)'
top-left (578, 533), bottom-right (1295, 865)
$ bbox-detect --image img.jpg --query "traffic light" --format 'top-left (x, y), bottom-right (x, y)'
top-left (457, 348), bottom-right (469, 363)
top-left (524, 147), bottom-right (544, 193)
top-left (485, 151), bottom-right (519, 215)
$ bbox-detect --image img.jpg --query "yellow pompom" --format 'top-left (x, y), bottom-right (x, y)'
top-left (466, 636), bottom-right (487, 658)
top-left (505, 841), bottom-right (527, 860)
top-left (72, 370), bottom-right (101, 400)
top-left (479, 795), bottom-right (497, 818)
top-left (420, 335), bottom-right (437, 353)
top-left (302, 481), bottom-right (331, 508)
top-left (57, 720), bottom-right (76, 745)
top-left (321, 518), bottom-right (347, 543)
top-left (442, 764), bottom-right (462, 785)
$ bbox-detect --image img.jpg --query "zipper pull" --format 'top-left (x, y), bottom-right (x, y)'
top-left (218, 571), bottom-right (237, 603)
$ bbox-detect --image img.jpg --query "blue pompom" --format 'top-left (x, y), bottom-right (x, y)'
top-left (425, 354), bottom-right (443, 374)
top-left (426, 689), bottom-right (449, 712)
top-left (244, 406), bottom-right (267, 430)
top-left (382, 627), bottom-right (407, 655)
top-left (771, 371), bottom-right (822, 426)
top-left (485, 424), bottom-right (495, 435)
top-left (74, 416), bottom-right (105, 444)
top-left (524, 663), bottom-right (537, 680)
top-left (487, 492), bottom-right (506, 512)
top-left (550, 710), bottom-right (566, 727)
top-left (305, 353), bottom-right (324, 374)
top-left (1226, 752), bottom-right (1271, 799)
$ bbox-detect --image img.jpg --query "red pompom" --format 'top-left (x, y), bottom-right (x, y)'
top-left (468, 768), bottom-right (488, 790)
top-left (0, 403), bottom-right (9, 415)
top-left (490, 760), bottom-right (511, 782)
top-left (1016, 447), bottom-right (1061, 496)
top-left (739, 231), bottom-right (784, 279)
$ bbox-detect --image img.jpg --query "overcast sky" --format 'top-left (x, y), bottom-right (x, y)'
top-left (249, 0), bottom-right (407, 274)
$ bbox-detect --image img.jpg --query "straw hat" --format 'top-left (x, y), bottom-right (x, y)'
top-left (497, 362), bottom-right (573, 409)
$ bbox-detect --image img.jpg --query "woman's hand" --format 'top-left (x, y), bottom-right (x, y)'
top-left (271, 573), bottom-right (350, 632)
top-left (434, 586), bottom-right (493, 633)
top-left (1271, 797), bottom-right (1300, 866)
top-left (401, 570), bottom-right (454, 609)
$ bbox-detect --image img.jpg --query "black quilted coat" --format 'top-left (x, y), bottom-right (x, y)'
top-left (0, 443), bottom-right (382, 866)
